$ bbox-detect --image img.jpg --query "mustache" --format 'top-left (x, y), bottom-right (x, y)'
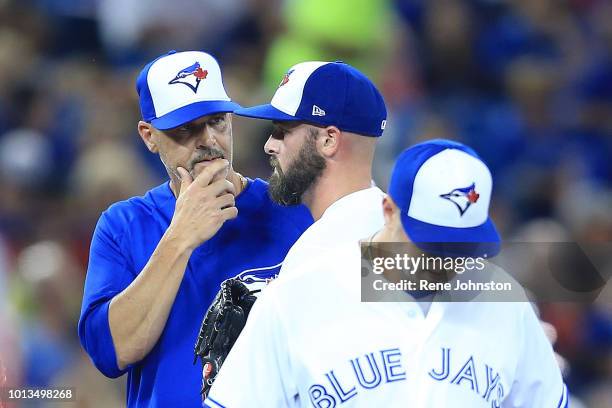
top-left (269, 156), bottom-right (282, 173)
top-left (190, 147), bottom-right (226, 169)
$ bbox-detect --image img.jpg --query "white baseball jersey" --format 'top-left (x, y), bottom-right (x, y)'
top-left (280, 186), bottom-right (385, 276)
top-left (205, 244), bottom-right (567, 408)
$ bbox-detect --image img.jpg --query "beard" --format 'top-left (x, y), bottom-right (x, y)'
top-left (268, 135), bottom-right (326, 206)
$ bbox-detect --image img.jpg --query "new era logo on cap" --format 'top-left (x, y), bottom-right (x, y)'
top-left (234, 61), bottom-right (387, 137)
top-left (312, 105), bottom-right (326, 116)
top-left (136, 50), bottom-right (240, 130)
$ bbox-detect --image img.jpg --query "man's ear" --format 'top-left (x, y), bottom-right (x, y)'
top-left (138, 121), bottom-right (159, 153)
top-left (382, 195), bottom-right (396, 225)
top-left (317, 126), bottom-right (341, 158)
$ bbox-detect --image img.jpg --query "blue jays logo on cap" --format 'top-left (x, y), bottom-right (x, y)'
top-left (279, 69), bottom-right (295, 87)
top-left (387, 139), bottom-right (500, 257)
top-left (136, 50), bottom-right (241, 130)
top-left (440, 183), bottom-right (480, 216)
top-left (168, 61), bottom-right (208, 93)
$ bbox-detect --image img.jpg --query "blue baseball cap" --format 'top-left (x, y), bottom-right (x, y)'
top-left (235, 61), bottom-right (387, 137)
top-left (136, 50), bottom-right (241, 130)
top-left (388, 139), bottom-right (501, 257)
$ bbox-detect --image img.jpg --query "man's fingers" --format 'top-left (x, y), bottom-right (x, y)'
top-left (177, 167), bottom-right (193, 196)
top-left (215, 193), bottom-right (236, 210)
top-left (220, 206), bottom-right (238, 221)
top-left (207, 179), bottom-right (236, 198)
top-left (194, 159), bottom-right (229, 187)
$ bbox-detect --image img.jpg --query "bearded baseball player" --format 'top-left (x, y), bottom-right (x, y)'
top-left (235, 60), bottom-right (389, 277)
top-left (192, 60), bottom-right (388, 400)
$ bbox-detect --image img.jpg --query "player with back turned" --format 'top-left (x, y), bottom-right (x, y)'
top-left (205, 140), bottom-right (568, 407)
top-left (77, 50), bottom-right (312, 408)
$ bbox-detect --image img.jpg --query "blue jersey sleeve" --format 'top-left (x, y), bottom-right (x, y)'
top-left (78, 210), bottom-right (134, 378)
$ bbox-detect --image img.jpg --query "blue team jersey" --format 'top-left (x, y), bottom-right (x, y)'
top-left (78, 178), bottom-right (312, 407)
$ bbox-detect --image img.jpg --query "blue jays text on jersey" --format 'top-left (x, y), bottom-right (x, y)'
top-left (307, 347), bottom-right (508, 408)
top-left (205, 244), bottom-right (568, 408)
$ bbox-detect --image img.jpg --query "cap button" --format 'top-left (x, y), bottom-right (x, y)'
top-left (334, 60), bottom-right (344, 64)
top-left (167, 50), bottom-right (177, 55)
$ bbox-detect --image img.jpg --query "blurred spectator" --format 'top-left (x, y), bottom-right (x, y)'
top-left (263, 0), bottom-right (395, 89)
top-left (12, 239), bottom-right (124, 405)
top-left (96, 0), bottom-right (250, 64)
top-left (15, 240), bottom-right (83, 386)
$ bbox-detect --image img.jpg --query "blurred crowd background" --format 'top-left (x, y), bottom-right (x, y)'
top-left (0, 0), bottom-right (610, 406)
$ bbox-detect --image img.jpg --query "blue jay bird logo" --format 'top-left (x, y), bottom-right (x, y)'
top-left (279, 69), bottom-right (295, 87)
top-left (168, 62), bottom-right (208, 93)
top-left (236, 263), bottom-right (282, 285)
top-left (440, 183), bottom-right (480, 216)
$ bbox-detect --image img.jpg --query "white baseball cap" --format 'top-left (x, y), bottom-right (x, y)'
top-left (388, 139), bottom-right (501, 257)
top-left (136, 50), bottom-right (241, 130)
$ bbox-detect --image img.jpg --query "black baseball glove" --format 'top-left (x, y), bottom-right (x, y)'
top-left (193, 278), bottom-right (258, 398)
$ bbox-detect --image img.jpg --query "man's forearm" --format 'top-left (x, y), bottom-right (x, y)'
top-left (109, 227), bottom-right (193, 370)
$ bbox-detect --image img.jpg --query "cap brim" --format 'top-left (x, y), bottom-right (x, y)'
top-left (234, 104), bottom-right (299, 122)
top-left (151, 100), bottom-right (242, 130)
top-left (400, 213), bottom-right (501, 258)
